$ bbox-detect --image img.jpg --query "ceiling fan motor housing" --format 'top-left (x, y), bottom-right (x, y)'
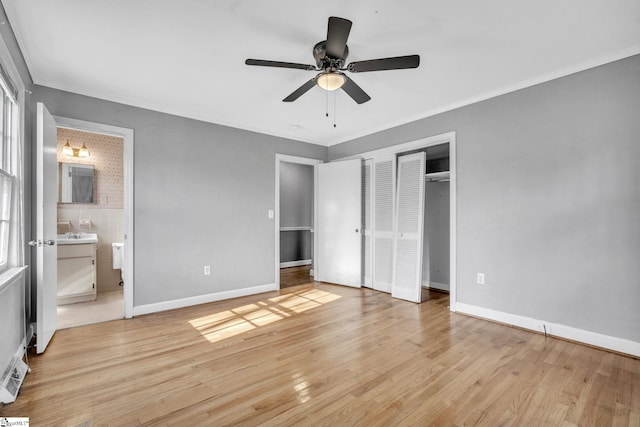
top-left (313, 41), bottom-right (348, 71)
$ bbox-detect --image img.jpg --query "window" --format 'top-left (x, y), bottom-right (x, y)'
top-left (0, 62), bottom-right (18, 271)
top-left (0, 170), bottom-right (11, 267)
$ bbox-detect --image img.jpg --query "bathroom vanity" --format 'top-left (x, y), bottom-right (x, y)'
top-left (57, 233), bottom-right (98, 305)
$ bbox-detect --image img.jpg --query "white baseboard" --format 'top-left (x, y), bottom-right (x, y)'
top-left (132, 283), bottom-right (278, 317)
top-left (455, 302), bottom-right (640, 358)
top-left (280, 259), bottom-right (312, 268)
top-left (422, 281), bottom-right (450, 291)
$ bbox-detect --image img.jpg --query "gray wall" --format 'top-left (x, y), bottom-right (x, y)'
top-left (424, 181), bottom-right (450, 289)
top-left (280, 230), bottom-right (312, 263)
top-left (279, 162), bottom-right (313, 228)
top-left (330, 55), bottom-right (640, 343)
top-left (279, 162), bottom-right (313, 264)
top-left (33, 86), bottom-right (327, 307)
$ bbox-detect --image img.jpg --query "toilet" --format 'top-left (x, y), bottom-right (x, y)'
top-left (112, 242), bottom-right (124, 286)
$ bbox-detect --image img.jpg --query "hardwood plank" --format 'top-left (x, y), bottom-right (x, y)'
top-left (1, 282), bottom-right (638, 426)
top-left (280, 265), bottom-right (312, 288)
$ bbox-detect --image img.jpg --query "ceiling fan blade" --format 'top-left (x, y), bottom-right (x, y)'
top-left (283, 79), bottom-right (317, 102)
top-left (341, 76), bottom-right (371, 104)
top-left (245, 59), bottom-right (316, 71)
top-left (326, 17), bottom-right (352, 59)
top-left (347, 55), bottom-right (420, 73)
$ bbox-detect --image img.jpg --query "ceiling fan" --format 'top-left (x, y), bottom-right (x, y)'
top-left (245, 16), bottom-right (420, 104)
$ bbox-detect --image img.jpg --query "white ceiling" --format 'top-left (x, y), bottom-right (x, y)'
top-left (3, 1), bottom-right (639, 147)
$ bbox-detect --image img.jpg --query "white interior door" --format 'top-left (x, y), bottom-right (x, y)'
top-left (372, 156), bottom-right (396, 293)
top-left (315, 159), bottom-right (362, 287)
top-left (35, 102), bottom-right (58, 353)
top-left (392, 152), bottom-right (426, 303)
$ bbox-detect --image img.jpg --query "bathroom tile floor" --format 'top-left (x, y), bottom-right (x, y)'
top-left (57, 290), bottom-right (124, 329)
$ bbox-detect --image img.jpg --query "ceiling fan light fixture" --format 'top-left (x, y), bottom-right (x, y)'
top-left (317, 72), bottom-right (346, 91)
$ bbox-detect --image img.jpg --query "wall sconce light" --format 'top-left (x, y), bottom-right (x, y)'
top-left (62, 140), bottom-right (90, 158)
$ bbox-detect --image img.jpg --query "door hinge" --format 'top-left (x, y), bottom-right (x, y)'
top-left (92, 259), bottom-right (95, 265)
top-left (93, 283), bottom-right (95, 289)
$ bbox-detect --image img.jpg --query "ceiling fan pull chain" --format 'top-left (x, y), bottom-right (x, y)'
top-left (333, 92), bottom-right (337, 128)
top-left (325, 88), bottom-right (329, 117)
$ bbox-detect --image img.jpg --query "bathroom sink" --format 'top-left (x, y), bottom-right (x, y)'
top-left (57, 233), bottom-right (98, 245)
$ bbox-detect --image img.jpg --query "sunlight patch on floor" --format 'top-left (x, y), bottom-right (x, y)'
top-left (292, 372), bottom-right (311, 404)
top-left (189, 288), bottom-right (341, 343)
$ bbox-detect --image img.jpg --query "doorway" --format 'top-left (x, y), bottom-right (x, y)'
top-left (275, 155), bottom-right (323, 289)
top-left (53, 116), bottom-right (134, 322)
top-left (55, 127), bottom-right (125, 328)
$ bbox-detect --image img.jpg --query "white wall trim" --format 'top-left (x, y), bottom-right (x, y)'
top-left (421, 281), bottom-right (449, 292)
top-left (280, 259), bottom-right (312, 268)
top-left (133, 283), bottom-right (278, 317)
top-left (456, 302), bottom-right (640, 358)
top-left (336, 132), bottom-right (456, 162)
top-left (324, 46), bottom-right (640, 147)
top-left (280, 226), bottom-right (312, 232)
top-left (52, 115), bottom-right (135, 319)
top-left (449, 133), bottom-right (457, 311)
top-left (275, 154), bottom-right (323, 290)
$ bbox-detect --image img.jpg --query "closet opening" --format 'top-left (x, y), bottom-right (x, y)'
top-left (422, 143), bottom-right (450, 294)
top-left (391, 142), bottom-right (450, 297)
top-left (360, 137), bottom-right (454, 304)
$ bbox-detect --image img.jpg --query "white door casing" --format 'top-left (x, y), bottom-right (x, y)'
top-left (274, 154), bottom-right (323, 288)
top-left (35, 102), bottom-right (58, 353)
top-left (372, 156), bottom-right (396, 293)
top-left (392, 152), bottom-right (426, 303)
top-left (315, 159), bottom-right (362, 287)
top-left (52, 115), bottom-right (135, 318)
top-left (362, 159), bottom-right (373, 287)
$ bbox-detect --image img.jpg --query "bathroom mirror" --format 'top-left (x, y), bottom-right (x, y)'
top-left (59, 163), bottom-right (94, 203)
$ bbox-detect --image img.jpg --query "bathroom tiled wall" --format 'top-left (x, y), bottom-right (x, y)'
top-left (57, 128), bottom-right (125, 294)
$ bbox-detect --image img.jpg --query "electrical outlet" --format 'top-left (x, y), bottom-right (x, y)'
top-left (477, 273), bottom-right (485, 285)
top-left (204, 265), bottom-right (211, 276)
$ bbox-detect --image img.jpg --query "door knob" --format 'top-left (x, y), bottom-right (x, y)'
top-left (28, 240), bottom-right (41, 247)
top-left (43, 240), bottom-right (56, 246)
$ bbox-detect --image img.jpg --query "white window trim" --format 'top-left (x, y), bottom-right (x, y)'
top-left (0, 32), bottom-right (26, 271)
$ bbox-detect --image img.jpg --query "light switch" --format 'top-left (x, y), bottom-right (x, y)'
top-left (268, 210), bottom-right (274, 219)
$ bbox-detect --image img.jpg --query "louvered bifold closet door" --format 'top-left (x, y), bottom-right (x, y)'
top-left (392, 152), bottom-right (426, 302)
top-left (373, 157), bottom-right (396, 293)
top-left (362, 159), bottom-right (373, 287)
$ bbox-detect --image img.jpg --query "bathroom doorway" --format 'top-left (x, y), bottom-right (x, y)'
top-left (53, 119), bottom-right (133, 328)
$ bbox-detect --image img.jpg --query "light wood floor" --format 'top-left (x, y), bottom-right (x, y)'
top-left (2, 282), bottom-right (639, 426)
top-left (280, 265), bottom-right (313, 288)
